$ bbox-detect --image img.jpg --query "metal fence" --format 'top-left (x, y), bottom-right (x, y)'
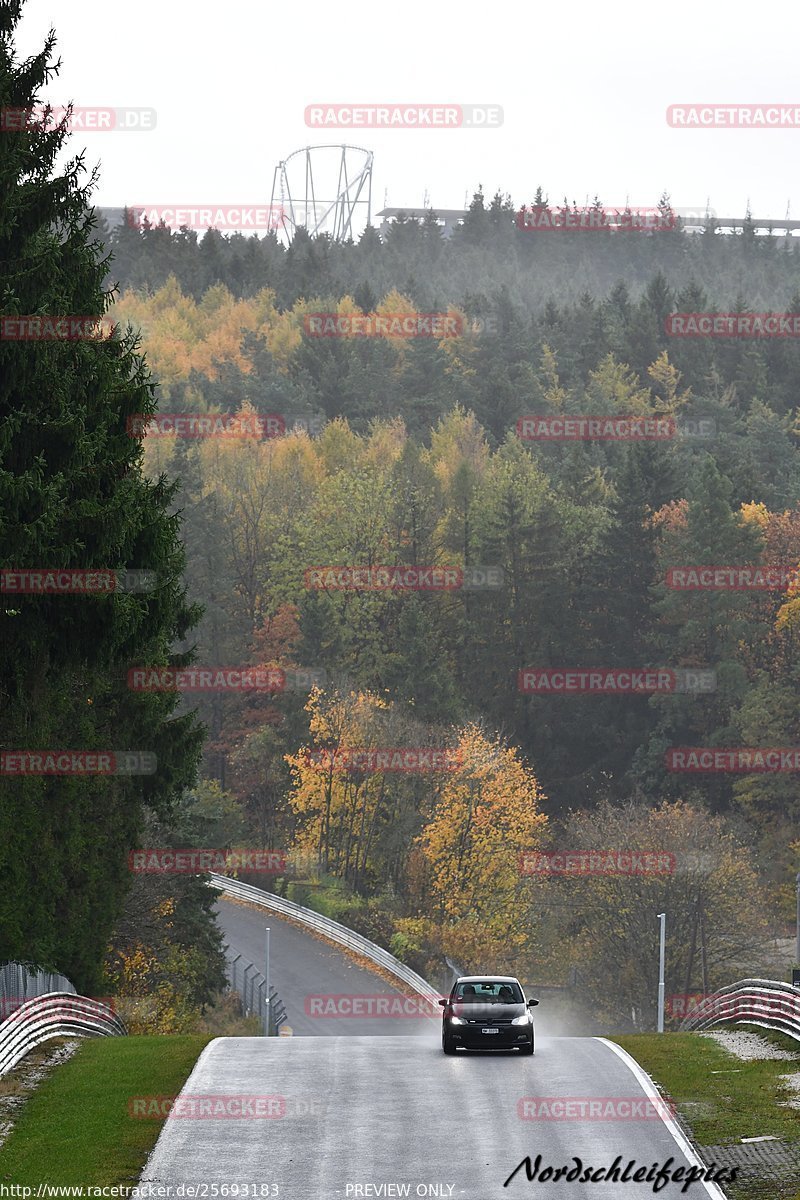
top-left (0, 962), bottom-right (76, 1023)
top-left (225, 949), bottom-right (286, 1035)
top-left (210, 873), bottom-right (440, 1009)
top-left (680, 977), bottom-right (800, 1043)
top-left (0, 992), bottom-right (126, 1077)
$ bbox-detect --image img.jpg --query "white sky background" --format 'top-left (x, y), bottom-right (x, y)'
top-left (11, 0), bottom-right (800, 226)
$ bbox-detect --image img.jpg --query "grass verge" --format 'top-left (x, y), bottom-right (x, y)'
top-left (613, 1029), bottom-right (800, 1199)
top-left (0, 1034), bottom-right (211, 1186)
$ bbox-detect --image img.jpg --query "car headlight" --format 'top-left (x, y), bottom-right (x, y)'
top-left (448, 1014), bottom-right (465, 1025)
top-left (511, 1013), bottom-right (531, 1025)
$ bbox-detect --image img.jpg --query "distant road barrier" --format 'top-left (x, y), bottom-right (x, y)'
top-left (680, 977), bottom-right (800, 1043)
top-left (209, 873), bottom-right (440, 1007)
top-left (0, 992), bottom-right (126, 1077)
top-left (0, 961), bottom-right (76, 1016)
top-left (224, 949), bottom-right (287, 1035)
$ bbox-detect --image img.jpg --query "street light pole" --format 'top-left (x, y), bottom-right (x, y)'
top-left (265, 927), bottom-right (271, 1035)
top-left (657, 912), bottom-right (666, 1033)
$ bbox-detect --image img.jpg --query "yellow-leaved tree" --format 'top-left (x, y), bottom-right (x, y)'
top-left (287, 687), bottom-right (461, 893)
top-left (408, 724), bottom-right (547, 970)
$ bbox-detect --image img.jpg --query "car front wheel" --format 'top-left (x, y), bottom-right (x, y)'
top-left (442, 1031), bottom-right (456, 1055)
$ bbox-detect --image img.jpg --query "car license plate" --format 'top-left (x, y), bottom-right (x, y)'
top-left (482, 1027), bottom-right (499, 1034)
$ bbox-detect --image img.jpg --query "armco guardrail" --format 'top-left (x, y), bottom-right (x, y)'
top-left (209, 873), bottom-right (441, 1008)
top-left (680, 978), bottom-right (800, 1043)
top-left (0, 992), bottom-right (126, 1077)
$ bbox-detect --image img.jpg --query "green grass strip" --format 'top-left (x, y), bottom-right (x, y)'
top-left (0, 1035), bottom-right (211, 1186)
top-left (613, 1029), bottom-right (800, 1200)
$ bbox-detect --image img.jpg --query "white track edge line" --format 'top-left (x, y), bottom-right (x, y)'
top-left (138, 1035), bottom-right (229, 1181)
top-left (595, 1037), bottom-right (730, 1199)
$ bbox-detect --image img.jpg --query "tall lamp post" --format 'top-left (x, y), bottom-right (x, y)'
top-left (657, 912), bottom-right (666, 1033)
top-left (265, 927), bottom-right (271, 1035)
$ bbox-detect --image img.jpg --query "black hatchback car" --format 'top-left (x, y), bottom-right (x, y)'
top-left (439, 976), bottom-right (538, 1054)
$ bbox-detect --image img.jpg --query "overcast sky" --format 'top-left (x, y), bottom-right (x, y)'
top-left (12, 0), bottom-right (800, 231)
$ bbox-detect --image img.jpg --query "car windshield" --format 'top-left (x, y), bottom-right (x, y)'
top-left (452, 981), bottom-right (523, 1003)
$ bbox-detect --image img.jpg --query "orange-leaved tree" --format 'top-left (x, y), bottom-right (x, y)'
top-left (410, 723), bottom-right (547, 970)
top-left (286, 687), bottom-right (452, 892)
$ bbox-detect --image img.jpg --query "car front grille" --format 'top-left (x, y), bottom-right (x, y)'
top-left (465, 1018), bottom-right (513, 1024)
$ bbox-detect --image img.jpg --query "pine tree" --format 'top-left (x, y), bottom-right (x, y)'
top-left (0, 2), bottom-right (203, 989)
top-left (641, 458), bottom-right (766, 809)
top-left (570, 447), bottom-right (667, 796)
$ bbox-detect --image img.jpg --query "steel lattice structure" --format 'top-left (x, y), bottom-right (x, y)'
top-left (270, 145), bottom-right (373, 244)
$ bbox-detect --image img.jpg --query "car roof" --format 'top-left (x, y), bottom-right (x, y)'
top-left (455, 976), bottom-right (520, 983)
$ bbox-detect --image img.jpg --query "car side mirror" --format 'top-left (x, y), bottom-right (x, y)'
top-left (438, 998), bottom-right (447, 1006)
top-left (527, 998), bottom-right (539, 1006)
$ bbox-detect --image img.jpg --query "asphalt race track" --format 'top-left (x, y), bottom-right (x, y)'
top-left (139, 1034), bottom-right (727, 1199)
top-left (214, 895), bottom-right (440, 1036)
top-left (140, 896), bottom-right (729, 1198)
